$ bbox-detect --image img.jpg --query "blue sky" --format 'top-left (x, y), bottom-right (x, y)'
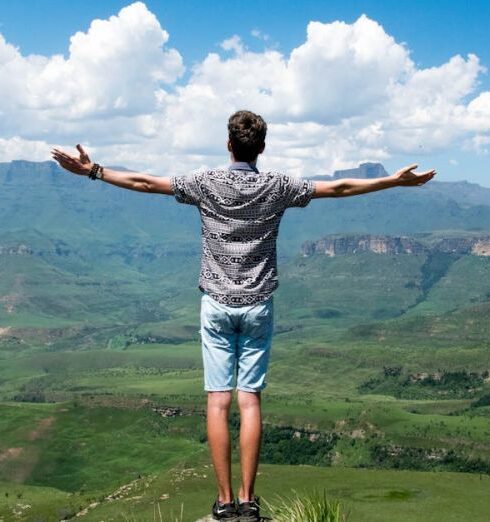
top-left (0, 0), bottom-right (489, 186)
top-left (2, 0), bottom-right (490, 75)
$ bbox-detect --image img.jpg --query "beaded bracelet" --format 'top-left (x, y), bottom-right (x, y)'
top-left (88, 163), bottom-right (103, 180)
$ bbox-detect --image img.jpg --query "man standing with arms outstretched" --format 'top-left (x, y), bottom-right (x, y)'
top-left (51, 110), bottom-right (436, 521)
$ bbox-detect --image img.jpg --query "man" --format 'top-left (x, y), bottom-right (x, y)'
top-left (51, 110), bottom-right (436, 521)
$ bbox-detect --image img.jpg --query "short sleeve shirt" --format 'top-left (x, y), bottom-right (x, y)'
top-left (171, 162), bottom-right (315, 306)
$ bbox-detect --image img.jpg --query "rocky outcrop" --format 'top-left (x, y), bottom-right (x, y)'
top-left (473, 239), bottom-right (490, 256)
top-left (301, 235), bottom-right (426, 257)
top-left (332, 162), bottom-right (389, 180)
top-left (0, 244), bottom-right (33, 255)
top-left (301, 234), bottom-right (490, 257)
top-left (436, 237), bottom-right (490, 256)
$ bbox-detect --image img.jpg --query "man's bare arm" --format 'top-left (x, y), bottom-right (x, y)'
top-left (312, 164), bottom-right (436, 198)
top-left (51, 145), bottom-right (173, 195)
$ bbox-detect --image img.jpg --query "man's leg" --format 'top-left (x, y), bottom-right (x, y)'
top-left (201, 293), bottom-right (240, 507)
top-left (207, 390), bottom-right (234, 503)
top-left (236, 296), bottom-right (274, 503)
top-left (237, 390), bottom-right (262, 502)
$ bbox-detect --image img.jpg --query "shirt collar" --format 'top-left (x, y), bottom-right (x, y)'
top-left (229, 161), bottom-right (259, 172)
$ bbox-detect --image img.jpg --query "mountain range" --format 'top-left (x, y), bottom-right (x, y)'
top-left (0, 159), bottom-right (488, 336)
top-left (1, 160), bottom-right (490, 259)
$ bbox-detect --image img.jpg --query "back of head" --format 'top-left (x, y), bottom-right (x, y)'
top-left (228, 110), bottom-right (267, 162)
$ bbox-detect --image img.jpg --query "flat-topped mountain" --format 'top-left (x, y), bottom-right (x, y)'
top-left (310, 161), bottom-right (389, 180)
top-left (301, 233), bottom-right (490, 257)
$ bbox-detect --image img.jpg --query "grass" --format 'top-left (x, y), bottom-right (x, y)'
top-left (0, 481), bottom-right (80, 521)
top-left (71, 461), bottom-right (490, 521)
top-left (2, 397), bottom-right (489, 520)
top-left (0, 401), bottom-right (205, 493)
top-left (264, 489), bottom-right (347, 522)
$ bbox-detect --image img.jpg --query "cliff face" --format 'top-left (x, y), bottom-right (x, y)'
top-left (436, 237), bottom-right (490, 256)
top-left (301, 234), bottom-right (490, 257)
top-left (473, 239), bottom-right (490, 256)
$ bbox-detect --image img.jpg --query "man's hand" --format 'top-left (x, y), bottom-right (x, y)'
top-left (51, 144), bottom-right (93, 176)
top-left (391, 164), bottom-right (436, 187)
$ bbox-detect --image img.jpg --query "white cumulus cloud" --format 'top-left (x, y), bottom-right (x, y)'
top-left (0, 2), bottom-right (183, 140)
top-left (0, 4), bottom-right (489, 179)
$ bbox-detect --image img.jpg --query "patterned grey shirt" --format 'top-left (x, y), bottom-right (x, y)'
top-left (170, 162), bottom-right (315, 306)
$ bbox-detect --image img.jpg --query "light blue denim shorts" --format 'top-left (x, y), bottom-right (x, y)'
top-left (199, 292), bottom-right (274, 392)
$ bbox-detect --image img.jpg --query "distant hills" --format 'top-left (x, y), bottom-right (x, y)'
top-left (1, 160), bottom-right (489, 260)
top-left (0, 159), bottom-right (488, 332)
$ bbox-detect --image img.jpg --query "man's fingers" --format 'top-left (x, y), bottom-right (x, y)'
top-left (51, 150), bottom-right (79, 167)
top-left (51, 146), bottom-right (89, 163)
top-left (403, 163), bottom-right (418, 173)
top-left (50, 151), bottom-right (84, 174)
top-left (76, 144), bottom-right (90, 159)
top-left (415, 170), bottom-right (436, 179)
top-left (51, 148), bottom-right (79, 163)
top-left (414, 170), bottom-right (437, 185)
top-left (51, 148), bottom-right (71, 159)
top-left (51, 147), bottom-right (69, 155)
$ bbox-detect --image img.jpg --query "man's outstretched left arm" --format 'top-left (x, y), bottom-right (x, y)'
top-left (51, 145), bottom-right (173, 195)
top-left (312, 164), bottom-right (436, 198)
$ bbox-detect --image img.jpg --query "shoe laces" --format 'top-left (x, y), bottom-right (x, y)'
top-left (238, 495), bottom-right (260, 514)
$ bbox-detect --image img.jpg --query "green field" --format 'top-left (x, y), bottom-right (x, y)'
top-left (2, 448), bottom-right (489, 521)
top-left (1, 229), bottom-right (490, 520)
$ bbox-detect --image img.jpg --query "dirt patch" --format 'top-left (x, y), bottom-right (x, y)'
top-left (27, 415), bottom-right (55, 441)
top-left (0, 446), bottom-right (37, 483)
top-left (351, 429), bottom-right (366, 439)
top-left (0, 447), bottom-right (24, 462)
top-left (0, 416), bottom-right (55, 484)
top-left (0, 326), bottom-right (12, 337)
top-left (0, 274), bottom-right (25, 314)
top-left (335, 419), bottom-right (347, 431)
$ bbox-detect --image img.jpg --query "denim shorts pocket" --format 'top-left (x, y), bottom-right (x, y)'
top-left (244, 300), bottom-right (273, 338)
top-left (201, 294), bottom-right (234, 335)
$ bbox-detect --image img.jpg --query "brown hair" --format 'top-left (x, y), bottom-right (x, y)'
top-left (228, 110), bottom-right (267, 162)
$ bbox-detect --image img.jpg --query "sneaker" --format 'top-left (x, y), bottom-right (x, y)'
top-left (236, 495), bottom-right (261, 522)
top-left (212, 496), bottom-right (240, 521)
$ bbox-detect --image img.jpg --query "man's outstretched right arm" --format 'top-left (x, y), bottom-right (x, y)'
top-left (312, 164), bottom-right (436, 198)
top-left (51, 145), bottom-right (173, 195)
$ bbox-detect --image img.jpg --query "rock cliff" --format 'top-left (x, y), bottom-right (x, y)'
top-left (301, 234), bottom-right (490, 257)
